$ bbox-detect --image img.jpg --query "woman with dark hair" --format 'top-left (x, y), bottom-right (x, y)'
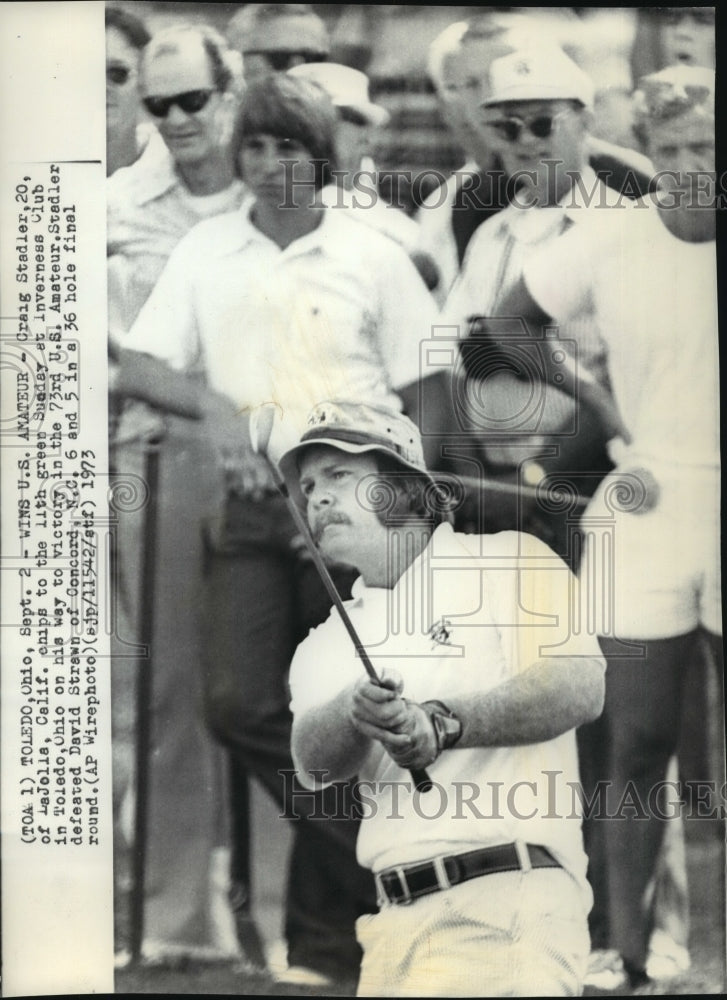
top-left (116, 71), bottom-right (442, 988)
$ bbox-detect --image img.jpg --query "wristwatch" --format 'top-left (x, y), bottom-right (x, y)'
top-left (421, 700), bottom-right (462, 753)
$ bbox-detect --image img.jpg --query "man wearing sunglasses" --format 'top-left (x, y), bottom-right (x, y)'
top-left (108, 23), bottom-right (245, 333)
top-left (443, 45), bottom-right (632, 550)
top-left (107, 21), bottom-right (247, 967)
top-left (415, 13), bottom-right (654, 307)
top-left (226, 3), bottom-right (330, 84)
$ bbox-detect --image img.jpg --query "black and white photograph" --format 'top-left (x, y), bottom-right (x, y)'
top-left (1, 4), bottom-right (724, 997)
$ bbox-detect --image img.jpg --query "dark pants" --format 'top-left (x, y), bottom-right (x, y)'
top-left (202, 493), bottom-right (376, 979)
top-left (578, 629), bottom-right (723, 974)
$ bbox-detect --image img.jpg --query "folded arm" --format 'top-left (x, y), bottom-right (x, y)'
top-left (466, 277), bottom-right (631, 445)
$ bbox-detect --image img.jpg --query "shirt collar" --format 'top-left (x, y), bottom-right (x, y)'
top-left (348, 523), bottom-right (457, 604)
top-left (217, 202), bottom-right (352, 258)
top-left (133, 143), bottom-right (184, 205)
top-left (502, 165), bottom-right (607, 243)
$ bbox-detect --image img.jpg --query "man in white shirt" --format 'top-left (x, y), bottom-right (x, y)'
top-left (107, 23), bottom-right (245, 335)
top-left (118, 73), bottom-right (442, 988)
top-left (513, 64), bottom-right (720, 988)
top-left (444, 45), bottom-right (629, 550)
top-left (284, 400), bottom-right (605, 996)
top-left (416, 14), bottom-right (654, 308)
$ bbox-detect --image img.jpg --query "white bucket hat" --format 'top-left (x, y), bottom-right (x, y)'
top-left (279, 401), bottom-right (435, 507)
top-left (289, 62), bottom-right (390, 127)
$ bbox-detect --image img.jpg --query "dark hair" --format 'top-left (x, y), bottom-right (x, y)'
top-left (370, 455), bottom-right (453, 526)
top-left (231, 74), bottom-right (337, 188)
top-left (105, 5), bottom-right (150, 50)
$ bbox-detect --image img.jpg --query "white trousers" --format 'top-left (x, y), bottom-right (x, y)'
top-left (356, 868), bottom-right (590, 997)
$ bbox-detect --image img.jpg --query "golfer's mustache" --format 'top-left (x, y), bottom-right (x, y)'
top-left (311, 511), bottom-right (352, 543)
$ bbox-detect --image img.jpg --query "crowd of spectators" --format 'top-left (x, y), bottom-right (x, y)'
top-left (105, 4), bottom-right (720, 994)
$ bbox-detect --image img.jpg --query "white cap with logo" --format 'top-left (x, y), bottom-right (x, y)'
top-left (482, 45), bottom-right (595, 109)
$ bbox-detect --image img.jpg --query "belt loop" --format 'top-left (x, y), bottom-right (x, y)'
top-left (374, 872), bottom-right (387, 908)
top-left (515, 839), bottom-right (532, 873)
top-left (433, 855), bottom-right (451, 891)
top-left (395, 867), bottom-right (412, 905)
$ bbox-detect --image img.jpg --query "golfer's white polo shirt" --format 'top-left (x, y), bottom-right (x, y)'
top-left (290, 523), bottom-right (604, 908)
top-left (124, 204), bottom-right (441, 460)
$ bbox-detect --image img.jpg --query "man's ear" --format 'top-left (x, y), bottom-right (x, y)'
top-left (579, 106), bottom-right (594, 136)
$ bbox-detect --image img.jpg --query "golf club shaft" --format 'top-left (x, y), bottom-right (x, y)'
top-left (265, 464), bottom-right (433, 794)
top-left (442, 471), bottom-right (589, 508)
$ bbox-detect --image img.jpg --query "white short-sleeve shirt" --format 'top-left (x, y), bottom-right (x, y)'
top-left (525, 201), bottom-right (719, 471)
top-left (123, 204), bottom-right (442, 460)
top-left (289, 523), bottom-right (604, 906)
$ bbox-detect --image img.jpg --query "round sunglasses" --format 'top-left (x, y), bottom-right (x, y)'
top-left (486, 109), bottom-right (573, 144)
top-left (142, 89), bottom-right (216, 118)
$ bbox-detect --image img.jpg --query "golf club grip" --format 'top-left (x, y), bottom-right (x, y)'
top-left (367, 675), bottom-right (434, 793)
top-left (411, 767), bottom-right (433, 793)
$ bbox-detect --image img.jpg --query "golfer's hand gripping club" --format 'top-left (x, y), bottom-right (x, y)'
top-left (353, 671), bottom-right (438, 784)
top-left (250, 404), bottom-right (433, 793)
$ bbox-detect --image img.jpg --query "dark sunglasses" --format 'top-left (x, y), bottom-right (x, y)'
top-left (142, 89), bottom-right (215, 118)
top-left (487, 109), bottom-right (571, 143)
top-left (107, 63), bottom-right (133, 86)
top-left (246, 49), bottom-right (328, 72)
